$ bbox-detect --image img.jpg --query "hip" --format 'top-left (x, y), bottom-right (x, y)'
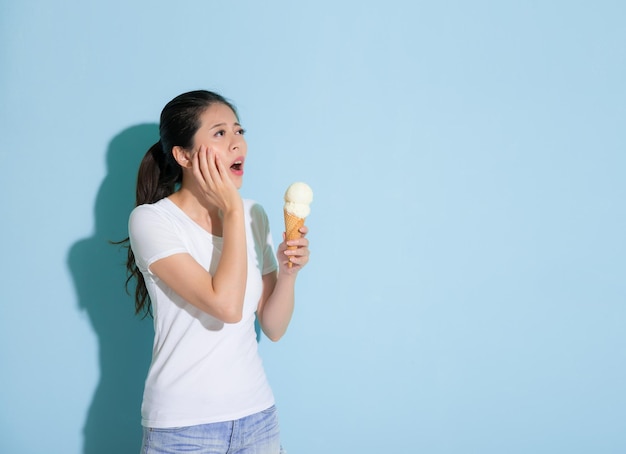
top-left (141, 405), bottom-right (285, 454)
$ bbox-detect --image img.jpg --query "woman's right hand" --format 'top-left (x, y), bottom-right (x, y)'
top-left (191, 145), bottom-right (242, 213)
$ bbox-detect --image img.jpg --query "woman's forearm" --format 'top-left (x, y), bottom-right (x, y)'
top-left (211, 208), bottom-right (248, 320)
top-left (258, 273), bottom-right (296, 341)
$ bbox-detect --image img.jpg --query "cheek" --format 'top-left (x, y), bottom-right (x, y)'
top-left (193, 131), bottom-right (220, 147)
top-left (198, 138), bottom-right (228, 154)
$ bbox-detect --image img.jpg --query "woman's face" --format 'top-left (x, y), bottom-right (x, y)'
top-left (192, 102), bottom-right (247, 188)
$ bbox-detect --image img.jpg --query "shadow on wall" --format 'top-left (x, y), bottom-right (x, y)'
top-left (68, 124), bottom-right (158, 454)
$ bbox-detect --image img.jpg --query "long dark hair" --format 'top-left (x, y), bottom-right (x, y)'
top-left (120, 90), bottom-right (238, 317)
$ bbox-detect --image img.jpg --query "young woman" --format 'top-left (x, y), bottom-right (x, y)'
top-left (124, 90), bottom-right (309, 453)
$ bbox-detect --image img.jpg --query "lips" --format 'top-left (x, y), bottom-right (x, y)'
top-left (229, 157), bottom-right (245, 176)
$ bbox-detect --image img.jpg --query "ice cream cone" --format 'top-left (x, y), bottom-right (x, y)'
top-left (283, 182), bottom-right (313, 268)
top-left (284, 209), bottom-right (305, 267)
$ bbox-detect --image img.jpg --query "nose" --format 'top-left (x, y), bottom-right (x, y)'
top-left (230, 133), bottom-right (245, 152)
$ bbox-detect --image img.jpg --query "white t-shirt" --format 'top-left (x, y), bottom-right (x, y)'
top-left (129, 197), bottom-right (278, 428)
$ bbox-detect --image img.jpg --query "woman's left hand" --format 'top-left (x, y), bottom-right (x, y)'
top-left (277, 226), bottom-right (310, 274)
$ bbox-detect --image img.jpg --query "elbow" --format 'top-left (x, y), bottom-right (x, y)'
top-left (265, 329), bottom-right (286, 342)
top-left (198, 297), bottom-right (243, 324)
top-left (220, 306), bottom-right (243, 324)
top-left (199, 289), bottom-right (245, 323)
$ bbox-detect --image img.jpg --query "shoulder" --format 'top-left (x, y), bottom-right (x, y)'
top-left (128, 199), bottom-right (188, 264)
top-left (130, 199), bottom-right (173, 222)
top-left (129, 199), bottom-right (180, 238)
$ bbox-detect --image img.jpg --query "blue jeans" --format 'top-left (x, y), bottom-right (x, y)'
top-left (140, 406), bottom-right (286, 454)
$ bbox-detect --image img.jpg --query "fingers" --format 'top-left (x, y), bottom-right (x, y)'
top-left (283, 235), bottom-right (310, 269)
top-left (205, 147), bottom-right (222, 187)
top-left (284, 250), bottom-right (309, 268)
top-left (191, 146), bottom-right (242, 213)
top-left (193, 146), bottom-right (233, 189)
top-left (281, 227), bottom-right (308, 243)
top-left (191, 145), bottom-right (204, 185)
top-left (191, 146), bottom-right (212, 187)
top-left (196, 146), bottom-right (219, 185)
top-left (285, 235), bottom-right (309, 249)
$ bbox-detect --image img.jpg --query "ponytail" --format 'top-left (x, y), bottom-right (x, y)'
top-left (120, 140), bottom-right (182, 318)
top-left (136, 140), bottom-right (182, 205)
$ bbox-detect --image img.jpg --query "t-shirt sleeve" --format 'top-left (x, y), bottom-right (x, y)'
top-left (249, 202), bottom-right (278, 275)
top-left (262, 214), bottom-right (278, 275)
top-left (128, 204), bottom-right (187, 274)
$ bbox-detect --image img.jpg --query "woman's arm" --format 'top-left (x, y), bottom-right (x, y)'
top-left (149, 207), bottom-right (247, 323)
top-left (149, 147), bottom-right (248, 323)
top-left (257, 227), bottom-right (310, 341)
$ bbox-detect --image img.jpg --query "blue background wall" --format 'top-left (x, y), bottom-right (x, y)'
top-left (1, 1), bottom-right (624, 453)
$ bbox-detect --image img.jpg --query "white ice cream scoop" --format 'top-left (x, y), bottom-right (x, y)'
top-left (283, 182), bottom-right (313, 218)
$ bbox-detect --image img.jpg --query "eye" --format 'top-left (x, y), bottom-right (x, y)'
top-left (236, 128), bottom-right (246, 135)
top-left (214, 130), bottom-right (226, 137)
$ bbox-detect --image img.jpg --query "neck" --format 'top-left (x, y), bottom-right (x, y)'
top-left (168, 187), bottom-right (223, 236)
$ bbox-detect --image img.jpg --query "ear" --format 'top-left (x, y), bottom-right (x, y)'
top-left (172, 146), bottom-right (192, 168)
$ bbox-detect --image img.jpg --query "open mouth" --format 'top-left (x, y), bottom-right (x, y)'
top-left (230, 159), bottom-right (244, 173)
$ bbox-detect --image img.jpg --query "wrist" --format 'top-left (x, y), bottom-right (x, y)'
top-left (221, 200), bottom-right (244, 218)
top-left (277, 269), bottom-right (298, 283)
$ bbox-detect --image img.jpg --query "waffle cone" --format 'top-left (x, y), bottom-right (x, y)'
top-left (284, 210), bottom-right (305, 245)
top-left (284, 210), bottom-right (305, 267)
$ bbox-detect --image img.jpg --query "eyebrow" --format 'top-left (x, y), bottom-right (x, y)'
top-left (209, 122), bottom-right (241, 130)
